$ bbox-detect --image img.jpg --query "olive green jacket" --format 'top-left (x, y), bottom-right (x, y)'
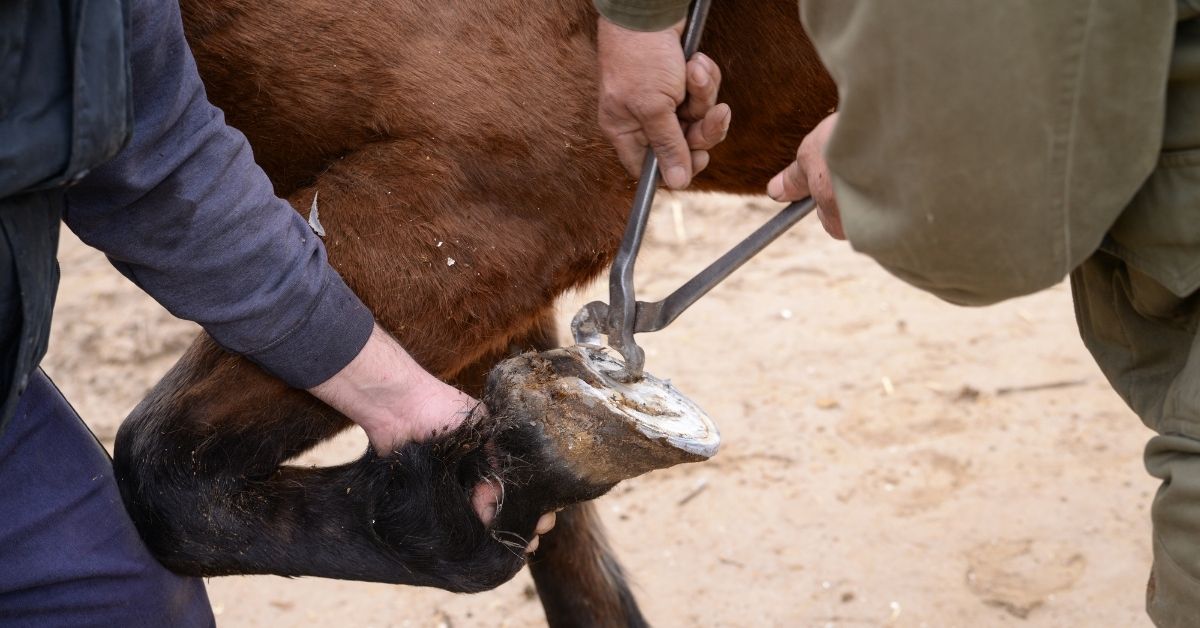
top-left (594, 0), bottom-right (690, 30)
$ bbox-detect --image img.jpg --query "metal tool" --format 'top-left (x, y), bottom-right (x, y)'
top-left (571, 0), bottom-right (816, 381)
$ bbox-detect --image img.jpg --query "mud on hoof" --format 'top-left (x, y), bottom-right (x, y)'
top-left (480, 344), bottom-right (720, 533)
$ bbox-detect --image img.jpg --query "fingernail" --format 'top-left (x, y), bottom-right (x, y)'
top-left (692, 64), bottom-right (708, 87)
top-left (666, 166), bottom-right (688, 189)
top-left (767, 173), bottom-right (785, 200)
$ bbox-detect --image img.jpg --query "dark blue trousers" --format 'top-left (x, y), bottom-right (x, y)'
top-left (0, 370), bottom-right (214, 627)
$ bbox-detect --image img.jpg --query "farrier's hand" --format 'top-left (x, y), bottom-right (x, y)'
top-left (597, 17), bottom-right (730, 189)
top-left (767, 113), bottom-right (844, 239)
top-left (307, 323), bottom-right (555, 551)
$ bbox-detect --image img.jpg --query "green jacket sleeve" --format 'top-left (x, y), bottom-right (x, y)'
top-left (799, 1), bottom-right (1177, 306)
top-left (593, 0), bottom-right (689, 31)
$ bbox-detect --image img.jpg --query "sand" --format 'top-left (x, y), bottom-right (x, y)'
top-left (44, 193), bottom-right (1156, 627)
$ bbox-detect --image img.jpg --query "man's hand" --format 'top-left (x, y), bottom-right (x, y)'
top-left (308, 323), bottom-right (554, 551)
top-left (307, 324), bottom-right (476, 451)
top-left (767, 113), bottom-right (844, 239)
top-left (597, 17), bottom-right (730, 189)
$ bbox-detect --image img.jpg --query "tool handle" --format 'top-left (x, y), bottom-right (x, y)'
top-left (605, 0), bottom-right (714, 380)
top-left (680, 0), bottom-right (713, 58)
top-left (634, 198), bottom-right (816, 333)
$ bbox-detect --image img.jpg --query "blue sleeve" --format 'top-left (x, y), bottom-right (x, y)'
top-left (63, 0), bottom-right (374, 389)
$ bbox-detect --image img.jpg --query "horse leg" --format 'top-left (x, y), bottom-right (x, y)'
top-left (114, 337), bottom-right (533, 591)
top-left (114, 138), bottom-right (630, 592)
top-left (530, 503), bottom-right (646, 628)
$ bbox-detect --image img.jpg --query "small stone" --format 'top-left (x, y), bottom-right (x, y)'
top-left (955, 385), bottom-right (981, 402)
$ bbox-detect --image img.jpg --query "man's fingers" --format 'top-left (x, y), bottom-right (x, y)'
top-left (766, 159), bottom-right (810, 202)
top-left (811, 166), bottom-right (845, 240)
top-left (471, 480), bottom-right (500, 526)
top-left (608, 130), bottom-right (649, 179)
top-left (691, 149), bottom-right (710, 176)
top-left (816, 206), bottom-right (846, 240)
top-left (681, 53), bottom-right (721, 122)
top-left (685, 103), bottom-right (730, 151)
top-left (521, 511), bottom-right (558, 553)
top-left (762, 113), bottom-right (842, 239)
top-left (636, 99), bottom-right (693, 189)
top-left (600, 50), bottom-right (723, 188)
top-left (535, 511), bottom-right (557, 535)
top-left (596, 19), bottom-right (695, 186)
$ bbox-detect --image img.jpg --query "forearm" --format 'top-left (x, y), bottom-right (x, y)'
top-left (593, 0), bottom-right (689, 31)
top-left (800, 0), bottom-right (1175, 305)
top-left (63, 0), bottom-right (372, 387)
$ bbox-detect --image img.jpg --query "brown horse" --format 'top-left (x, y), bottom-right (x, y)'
top-left (113, 0), bottom-right (837, 625)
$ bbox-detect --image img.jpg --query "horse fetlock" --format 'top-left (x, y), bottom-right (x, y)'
top-left (352, 442), bottom-right (530, 592)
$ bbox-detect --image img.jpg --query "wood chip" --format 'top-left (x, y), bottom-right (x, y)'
top-left (671, 199), bottom-right (687, 243)
top-left (718, 556), bottom-right (745, 568)
top-left (995, 379), bottom-right (1086, 396)
top-left (677, 479), bottom-right (709, 506)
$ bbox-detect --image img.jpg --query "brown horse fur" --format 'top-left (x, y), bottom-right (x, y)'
top-left (112, 0), bottom-right (836, 625)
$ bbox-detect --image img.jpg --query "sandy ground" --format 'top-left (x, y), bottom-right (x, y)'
top-left (44, 193), bottom-right (1157, 627)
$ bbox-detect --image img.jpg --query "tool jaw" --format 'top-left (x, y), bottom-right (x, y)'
top-left (570, 300), bottom-right (647, 382)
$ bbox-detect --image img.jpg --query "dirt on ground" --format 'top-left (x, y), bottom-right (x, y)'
top-left (44, 193), bottom-right (1156, 627)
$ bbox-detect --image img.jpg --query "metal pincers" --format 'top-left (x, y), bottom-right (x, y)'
top-left (571, 0), bottom-right (815, 381)
top-left (570, 197), bottom-right (814, 381)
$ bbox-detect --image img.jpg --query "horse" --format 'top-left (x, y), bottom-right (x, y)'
top-left (113, 1), bottom-right (837, 625)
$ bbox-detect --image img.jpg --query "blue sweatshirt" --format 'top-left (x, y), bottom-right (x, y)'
top-left (63, 0), bottom-right (374, 389)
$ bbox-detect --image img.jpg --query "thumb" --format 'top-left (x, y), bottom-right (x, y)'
top-left (766, 159), bottom-right (809, 202)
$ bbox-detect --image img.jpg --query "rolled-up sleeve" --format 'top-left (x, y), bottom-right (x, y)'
top-left (63, 0), bottom-right (373, 388)
top-left (800, 1), bottom-right (1176, 305)
top-left (593, 0), bottom-right (689, 31)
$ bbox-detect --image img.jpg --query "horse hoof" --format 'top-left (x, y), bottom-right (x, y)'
top-left (486, 344), bottom-right (719, 491)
